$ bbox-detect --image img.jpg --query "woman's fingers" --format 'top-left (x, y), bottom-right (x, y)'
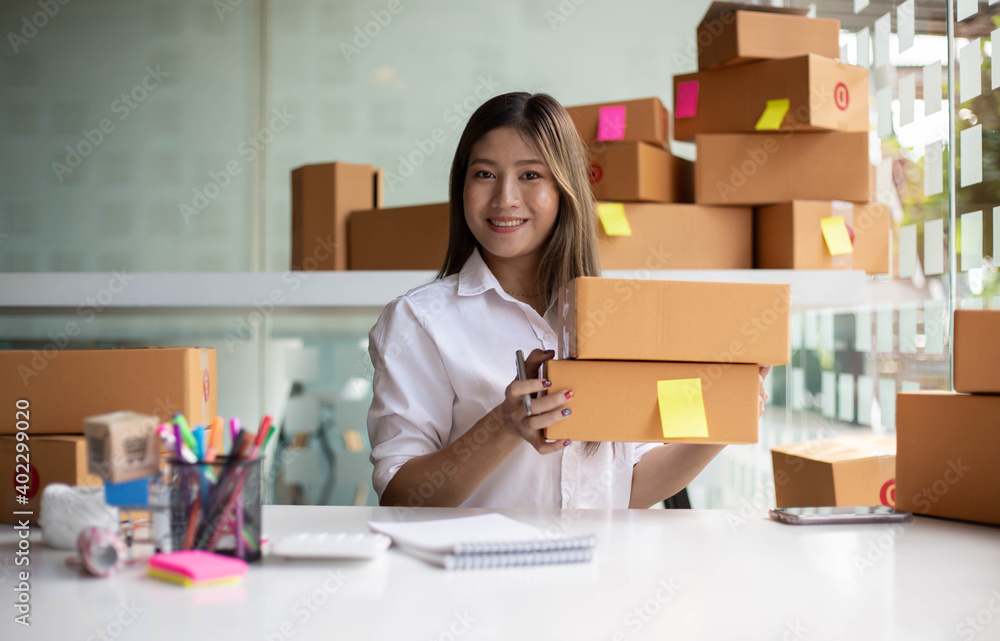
top-left (531, 437), bottom-right (569, 454)
top-left (524, 388), bottom-right (572, 419)
top-left (524, 348), bottom-right (555, 378)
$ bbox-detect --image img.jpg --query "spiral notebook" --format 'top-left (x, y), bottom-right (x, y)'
top-left (369, 513), bottom-right (596, 570)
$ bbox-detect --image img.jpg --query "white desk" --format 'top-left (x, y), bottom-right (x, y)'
top-left (3, 506), bottom-right (999, 640)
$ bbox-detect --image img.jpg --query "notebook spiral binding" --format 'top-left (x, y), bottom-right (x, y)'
top-left (443, 548), bottom-right (595, 570)
top-left (452, 535), bottom-right (598, 556)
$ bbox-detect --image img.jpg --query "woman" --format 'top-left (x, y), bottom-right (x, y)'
top-left (367, 92), bottom-right (769, 509)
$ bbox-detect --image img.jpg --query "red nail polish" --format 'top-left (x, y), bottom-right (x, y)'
top-left (564, 390), bottom-right (574, 400)
top-left (542, 380), bottom-right (552, 388)
top-left (563, 440), bottom-right (571, 447)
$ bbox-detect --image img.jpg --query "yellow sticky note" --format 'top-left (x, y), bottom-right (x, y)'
top-left (597, 203), bottom-right (632, 236)
top-left (820, 216), bottom-right (854, 256)
top-left (754, 98), bottom-right (790, 131)
top-left (657, 379), bottom-right (709, 439)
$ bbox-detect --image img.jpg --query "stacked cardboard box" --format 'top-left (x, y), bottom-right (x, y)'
top-left (543, 277), bottom-right (790, 444)
top-left (292, 162), bottom-right (383, 271)
top-left (567, 97), bottom-right (752, 269)
top-left (771, 435), bottom-right (897, 508)
top-left (675, 3), bottom-right (888, 273)
top-left (895, 311), bottom-right (1000, 526)
top-left (0, 347), bottom-right (217, 524)
top-left (348, 203), bottom-right (450, 270)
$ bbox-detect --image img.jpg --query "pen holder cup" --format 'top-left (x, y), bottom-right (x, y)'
top-left (167, 457), bottom-right (262, 562)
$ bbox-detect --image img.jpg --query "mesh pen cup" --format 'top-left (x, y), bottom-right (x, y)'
top-left (168, 457), bottom-right (262, 562)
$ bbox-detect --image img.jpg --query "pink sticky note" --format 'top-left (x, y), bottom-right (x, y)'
top-left (675, 81), bottom-right (699, 119)
top-left (597, 105), bottom-right (626, 141)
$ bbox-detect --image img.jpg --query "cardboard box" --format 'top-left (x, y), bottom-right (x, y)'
top-left (0, 435), bottom-right (101, 524)
top-left (771, 435), bottom-right (897, 508)
top-left (566, 97), bottom-right (670, 147)
top-left (953, 310), bottom-right (1000, 393)
top-left (896, 391), bottom-right (1000, 526)
top-left (291, 162), bottom-right (383, 271)
top-left (754, 201), bottom-right (890, 273)
top-left (674, 55), bottom-right (868, 140)
top-left (0, 347), bottom-right (217, 435)
top-left (558, 277), bottom-right (790, 365)
top-left (598, 203), bottom-right (752, 270)
top-left (542, 359), bottom-right (759, 444)
top-left (695, 132), bottom-right (869, 206)
top-left (84, 411), bottom-right (159, 483)
top-left (348, 203), bottom-right (450, 270)
top-left (697, 2), bottom-right (840, 70)
top-left (589, 142), bottom-right (692, 203)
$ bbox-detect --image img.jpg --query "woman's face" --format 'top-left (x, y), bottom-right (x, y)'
top-left (463, 126), bottom-right (560, 265)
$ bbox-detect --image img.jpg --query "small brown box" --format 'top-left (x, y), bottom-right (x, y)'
top-left (348, 203), bottom-right (450, 270)
top-left (771, 435), bottom-right (896, 508)
top-left (291, 162), bottom-right (383, 271)
top-left (896, 391), bottom-right (1000, 526)
top-left (0, 435), bottom-right (101, 525)
top-left (695, 132), bottom-right (870, 206)
top-left (674, 55), bottom-right (869, 140)
top-left (542, 359), bottom-right (759, 444)
top-left (558, 277), bottom-right (791, 366)
top-left (84, 411), bottom-right (159, 484)
top-left (754, 200), bottom-right (890, 274)
top-left (953, 310), bottom-right (1000, 393)
top-left (589, 143), bottom-right (693, 204)
top-left (697, 2), bottom-right (841, 70)
top-left (598, 203), bottom-right (752, 270)
top-left (566, 97), bottom-right (670, 148)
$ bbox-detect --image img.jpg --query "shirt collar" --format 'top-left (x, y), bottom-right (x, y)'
top-left (458, 248), bottom-right (558, 316)
top-left (457, 248), bottom-right (497, 297)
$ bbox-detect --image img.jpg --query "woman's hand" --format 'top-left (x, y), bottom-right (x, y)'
top-left (758, 365), bottom-right (772, 418)
top-left (496, 348), bottom-right (574, 454)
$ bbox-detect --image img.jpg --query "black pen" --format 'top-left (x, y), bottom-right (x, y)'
top-left (515, 350), bottom-right (532, 416)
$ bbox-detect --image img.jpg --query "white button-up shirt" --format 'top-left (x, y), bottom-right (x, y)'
top-left (368, 249), bottom-right (658, 509)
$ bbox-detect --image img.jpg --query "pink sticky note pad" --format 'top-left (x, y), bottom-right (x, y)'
top-left (675, 81), bottom-right (699, 119)
top-left (597, 105), bottom-right (626, 141)
top-left (149, 550), bottom-right (248, 582)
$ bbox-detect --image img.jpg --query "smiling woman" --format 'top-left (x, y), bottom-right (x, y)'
top-left (366, 92), bottom-right (733, 510)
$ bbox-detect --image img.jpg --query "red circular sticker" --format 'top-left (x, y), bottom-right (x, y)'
top-left (15, 465), bottom-right (41, 499)
top-left (879, 478), bottom-right (896, 507)
top-left (203, 369), bottom-right (210, 403)
top-left (588, 163), bottom-right (603, 184)
top-left (834, 82), bottom-right (850, 111)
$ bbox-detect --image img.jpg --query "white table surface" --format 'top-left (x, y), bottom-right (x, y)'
top-left (3, 505), bottom-right (999, 640)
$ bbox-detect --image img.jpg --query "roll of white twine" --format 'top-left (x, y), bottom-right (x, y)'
top-left (38, 484), bottom-right (119, 550)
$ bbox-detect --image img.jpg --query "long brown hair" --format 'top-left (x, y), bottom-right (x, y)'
top-left (437, 92), bottom-right (601, 293)
top-left (440, 92), bottom-right (612, 458)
